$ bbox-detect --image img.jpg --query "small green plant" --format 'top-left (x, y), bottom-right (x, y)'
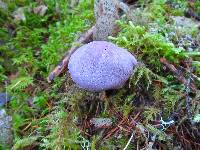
top-left (41, 109), bottom-right (82, 149)
top-left (143, 107), bottom-right (160, 122)
top-left (110, 21), bottom-right (185, 72)
top-left (7, 76), bottom-right (33, 92)
top-left (13, 136), bottom-right (38, 150)
top-left (145, 124), bottom-right (170, 141)
top-left (130, 64), bottom-right (168, 89)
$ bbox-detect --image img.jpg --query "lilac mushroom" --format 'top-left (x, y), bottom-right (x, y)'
top-left (68, 41), bottom-right (137, 92)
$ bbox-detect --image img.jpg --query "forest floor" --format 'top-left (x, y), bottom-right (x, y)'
top-left (0, 0), bottom-right (200, 149)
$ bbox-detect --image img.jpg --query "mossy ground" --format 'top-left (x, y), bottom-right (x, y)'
top-left (0, 0), bottom-right (200, 149)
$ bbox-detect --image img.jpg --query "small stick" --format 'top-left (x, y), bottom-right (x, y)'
top-left (123, 131), bottom-right (134, 150)
top-left (185, 61), bottom-right (194, 124)
top-left (160, 58), bottom-right (197, 92)
top-left (178, 65), bottom-right (200, 82)
top-left (47, 25), bottom-right (95, 82)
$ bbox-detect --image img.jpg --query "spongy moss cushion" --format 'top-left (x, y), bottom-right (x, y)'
top-left (68, 41), bottom-right (137, 92)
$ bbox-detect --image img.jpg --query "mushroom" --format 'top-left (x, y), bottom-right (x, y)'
top-left (68, 41), bottom-right (137, 92)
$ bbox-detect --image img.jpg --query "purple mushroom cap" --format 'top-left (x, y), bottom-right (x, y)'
top-left (68, 41), bottom-right (137, 92)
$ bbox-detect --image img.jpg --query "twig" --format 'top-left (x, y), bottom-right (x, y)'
top-left (178, 65), bottom-right (200, 82)
top-left (47, 25), bottom-right (95, 82)
top-left (123, 131), bottom-right (134, 150)
top-left (185, 60), bottom-right (193, 125)
top-left (160, 58), bottom-right (197, 92)
top-left (103, 118), bottom-right (126, 139)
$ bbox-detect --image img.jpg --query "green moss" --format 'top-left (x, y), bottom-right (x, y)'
top-left (110, 21), bottom-right (185, 72)
top-left (0, 0), bottom-right (94, 148)
top-left (0, 0), bottom-right (199, 149)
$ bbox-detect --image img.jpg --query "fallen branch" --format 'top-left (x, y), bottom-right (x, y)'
top-left (47, 25), bottom-right (95, 82)
top-left (160, 58), bottom-right (197, 92)
top-left (184, 60), bottom-right (194, 125)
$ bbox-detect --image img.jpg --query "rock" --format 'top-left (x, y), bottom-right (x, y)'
top-left (68, 41), bottom-right (137, 92)
top-left (171, 16), bottom-right (199, 29)
top-left (13, 7), bottom-right (26, 21)
top-left (90, 118), bottom-right (112, 128)
top-left (0, 109), bottom-right (13, 147)
top-left (33, 5), bottom-right (48, 16)
top-left (0, 93), bottom-right (11, 107)
top-left (93, 0), bottom-right (129, 41)
top-left (0, 0), bottom-right (7, 10)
